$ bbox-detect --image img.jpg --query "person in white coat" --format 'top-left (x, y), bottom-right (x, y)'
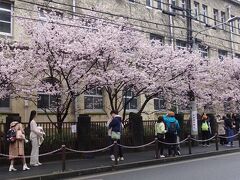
top-left (29, 110), bottom-right (44, 166)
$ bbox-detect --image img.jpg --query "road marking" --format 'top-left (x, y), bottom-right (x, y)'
top-left (68, 152), bottom-right (240, 180)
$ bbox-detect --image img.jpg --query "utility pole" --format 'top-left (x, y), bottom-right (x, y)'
top-left (186, 0), bottom-right (193, 49)
top-left (186, 0), bottom-right (198, 136)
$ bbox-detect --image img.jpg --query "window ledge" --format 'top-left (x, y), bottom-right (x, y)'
top-left (0, 32), bottom-right (12, 37)
top-left (0, 108), bottom-right (11, 114)
top-left (37, 109), bottom-right (57, 115)
top-left (84, 109), bottom-right (107, 115)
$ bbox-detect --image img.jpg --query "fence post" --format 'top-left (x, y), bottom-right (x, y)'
top-left (61, 145), bottom-right (66, 172)
top-left (113, 141), bottom-right (118, 165)
top-left (188, 135), bottom-right (192, 154)
top-left (215, 133), bottom-right (219, 151)
top-left (155, 138), bottom-right (159, 159)
top-left (238, 132), bottom-right (240, 148)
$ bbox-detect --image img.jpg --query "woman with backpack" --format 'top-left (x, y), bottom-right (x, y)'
top-left (201, 115), bottom-right (211, 147)
top-left (163, 111), bottom-right (180, 157)
top-left (8, 121), bottom-right (30, 171)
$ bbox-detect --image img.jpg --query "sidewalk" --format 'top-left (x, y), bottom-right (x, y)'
top-left (0, 141), bottom-right (239, 180)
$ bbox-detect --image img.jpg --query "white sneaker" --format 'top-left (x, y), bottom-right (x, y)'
top-left (37, 162), bottom-right (42, 166)
top-left (160, 155), bottom-right (165, 158)
top-left (120, 157), bottom-right (124, 161)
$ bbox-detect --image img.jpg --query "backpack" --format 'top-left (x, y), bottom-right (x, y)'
top-left (201, 122), bottom-right (209, 131)
top-left (6, 128), bottom-right (17, 143)
top-left (168, 121), bottom-right (177, 133)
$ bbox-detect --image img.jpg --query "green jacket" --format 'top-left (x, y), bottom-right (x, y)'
top-left (155, 122), bottom-right (167, 136)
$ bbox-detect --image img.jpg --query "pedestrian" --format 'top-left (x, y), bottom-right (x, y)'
top-left (224, 114), bottom-right (234, 147)
top-left (163, 111), bottom-right (180, 157)
top-left (29, 110), bottom-right (45, 166)
top-left (216, 115), bottom-right (226, 145)
top-left (155, 116), bottom-right (167, 158)
top-left (108, 110), bottom-right (124, 161)
top-left (201, 115), bottom-right (211, 147)
top-left (8, 121), bottom-right (30, 172)
top-left (232, 113), bottom-right (240, 133)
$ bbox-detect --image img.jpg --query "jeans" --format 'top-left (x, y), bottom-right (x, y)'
top-left (226, 128), bottom-right (234, 145)
top-left (202, 131), bottom-right (210, 145)
top-left (110, 139), bottom-right (123, 158)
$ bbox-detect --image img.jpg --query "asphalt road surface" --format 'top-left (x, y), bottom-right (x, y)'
top-left (66, 152), bottom-right (240, 180)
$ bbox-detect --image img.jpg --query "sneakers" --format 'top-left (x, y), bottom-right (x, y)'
top-left (120, 157), bottom-right (124, 161)
top-left (160, 155), bottom-right (165, 158)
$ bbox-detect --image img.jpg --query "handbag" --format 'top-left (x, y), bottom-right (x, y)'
top-left (111, 131), bottom-right (121, 140)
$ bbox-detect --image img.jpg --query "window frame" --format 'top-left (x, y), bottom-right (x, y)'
top-left (146, 0), bottom-right (153, 7)
top-left (84, 88), bottom-right (103, 110)
top-left (220, 11), bottom-right (226, 30)
top-left (176, 39), bottom-right (187, 50)
top-left (194, 1), bottom-right (200, 20)
top-left (198, 44), bottom-right (209, 58)
top-left (123, 89), bottom-right (138, 111)
top-left (37, 93), bottom-right (60, 110)
top-left (213, 9), bottom-right (219, 26)
top-left (202, 4), bottom-right (208, 24)
top-left (153, 96), bottom-right (166, 111)
top-left (157, 0), bottom-right (162, 10)
top-left (0, 2), bottom-right (13, 36)
top-left (218, 49), bottom-right (228, 61)
top-left (230, 15), bottom-right (235, 33)
top-left (181, 0), bottom-right (186, 16)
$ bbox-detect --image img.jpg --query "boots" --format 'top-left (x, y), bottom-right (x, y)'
top-left (9, 165), bottom-right (17, 172)
top-left (23, 164), bottom-right (30, 171)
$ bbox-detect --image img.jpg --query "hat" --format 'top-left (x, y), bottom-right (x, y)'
top-left (168, 111), bottom-right (175, 117)
top-left (10, 121), bottom-right (19, 128)
top-left (202, 115), bottom-right (208, 120)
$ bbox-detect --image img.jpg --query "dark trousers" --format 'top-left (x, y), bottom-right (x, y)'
top-left (219, 135), bottom-right (226, 145)
top-left (110, 139), bottom-right (123, 158)
top-left (157, 135), bottom-right (165, 156)
top-left (165, 133), bottom-right (177, 156)
top-left (202, 131), bottom-right (210, 145)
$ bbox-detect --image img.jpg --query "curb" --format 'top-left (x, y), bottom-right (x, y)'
top-left (16, 148), bottom-right (240, 180)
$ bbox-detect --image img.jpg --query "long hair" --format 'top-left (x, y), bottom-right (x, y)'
top-left (28, 110), bottom-right (37, 127)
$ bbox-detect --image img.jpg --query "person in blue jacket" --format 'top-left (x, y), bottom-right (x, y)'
top-left (163, 111), bottom-right (180, 156)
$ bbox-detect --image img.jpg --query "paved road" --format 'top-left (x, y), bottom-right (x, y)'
top-left (68, 152), bottom-right (240, 180)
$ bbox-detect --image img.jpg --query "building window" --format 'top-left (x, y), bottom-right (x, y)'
top-left (157, 0), bottom-right (162, 10)
top-left (0, 97), bottom-right (10, 108)
top-left (194, 1), bottom-right (200, 20)
top-left (171, 0), bottom-right (176, 13)
top-left (146, 0), bottom-right (153, 7)
top-left (84, 88), bottom-right (103, 110)
top-left (37, 94), bottom-right (60, 109)
top-left (230, 15), bottom-right (235, 32)
top-left (176, 39), bottom-right (187, 50)
top-left (180, 0), bottom-right (186, 16)
top-left (37, 77), bottom-right (61, 109)
top-left (129, 0), bottom-right (135, 2)
top-left (218, 49), bottom-right (228, 60)
top-left (202, 5), bottom-right (208, 24)
top-left (213, 9), bottom-right (219, 26)
top-left (198, 44), bottom-right (209, 58)
top-left (150, 33), bottom-right (164, 45)
top-left (238, 19), bottom-right (240, 34)
top-left (38, 7), bottom-right (63, 20)
top-left (123, 89), bottom-right (138, 110)
top-left (220, 12), bottom-right (226, 30)
top-left (0, 2), bottom-right (12, 35)
top-left (154, 96), bottom-right (165, 111)
top-left (235, 53), bottom-right (240, 59)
